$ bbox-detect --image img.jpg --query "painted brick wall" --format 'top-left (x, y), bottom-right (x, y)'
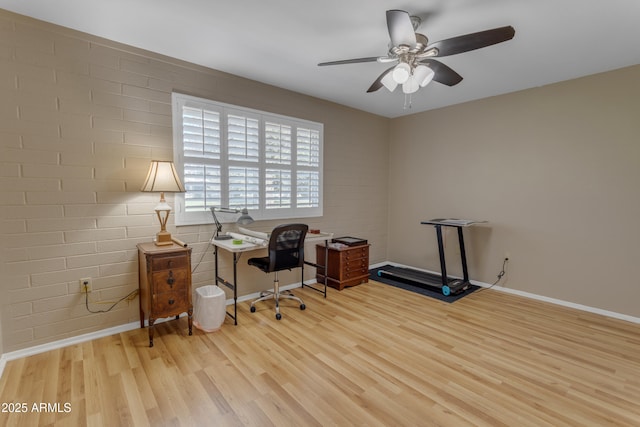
top-left (0, 10), bottom-right (390, 352)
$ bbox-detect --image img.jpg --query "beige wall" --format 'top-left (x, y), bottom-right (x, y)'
top-left (0, 10), bottom-right (389, 352)
top-left (388, 65), bottom-right (640, 317)
top-left (2, 6), bottom-right (638, 354)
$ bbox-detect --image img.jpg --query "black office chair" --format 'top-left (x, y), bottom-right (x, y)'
top-left (248, 224), bottom-right (308, 320)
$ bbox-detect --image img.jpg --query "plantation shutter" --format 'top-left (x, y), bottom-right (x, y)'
top-left (182, 107), bottom-right (222, 211)
top-left (296, 128), bottom-right (321, 207)
top-left (173, 93), bottom-right (323, 225)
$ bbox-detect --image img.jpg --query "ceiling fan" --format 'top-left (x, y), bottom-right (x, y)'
top-left (318, 10), bottom-right (515, 95)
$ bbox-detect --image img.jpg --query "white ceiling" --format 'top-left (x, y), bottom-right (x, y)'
top-left (2, 0), bottom-right (640, 118)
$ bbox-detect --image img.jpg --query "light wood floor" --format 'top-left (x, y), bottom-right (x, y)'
top-left (1, 281), bottom-right (640, 426)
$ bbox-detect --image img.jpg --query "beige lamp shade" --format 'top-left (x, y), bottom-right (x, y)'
top-left (141, 160), bottom-right (186, 194)
top-left (141, 160), bottom-right (185, 246)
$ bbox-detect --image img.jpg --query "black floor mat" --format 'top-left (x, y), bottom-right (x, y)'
top-left (369, 265), bottom-right (480, 303)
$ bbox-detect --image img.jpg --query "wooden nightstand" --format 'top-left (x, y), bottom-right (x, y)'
top-left (316, 243), bottom-right (370, 290)
top-left (137, 242), bottom-right (193, 347)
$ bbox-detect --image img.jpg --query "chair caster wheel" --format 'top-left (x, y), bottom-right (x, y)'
top-left (276, 313), bottom-right (282, 320)
top-left (300, 304), bottom-right (306, 310)
top-left (250, 306), bottom-right (256, 313)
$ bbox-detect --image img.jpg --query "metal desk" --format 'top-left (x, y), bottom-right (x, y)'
top-left (211, 231), bottom-right (333, 324)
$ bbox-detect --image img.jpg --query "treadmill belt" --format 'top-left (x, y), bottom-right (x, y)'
top-left (377, 266), bottom-right (469, 296)
top-left (378, 266), bottom-right (443, 286)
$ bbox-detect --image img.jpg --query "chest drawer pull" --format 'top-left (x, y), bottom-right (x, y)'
top-left (167, 271), bottom-right (175, 286)
top-left (168, 298), bottom-right (175, 305)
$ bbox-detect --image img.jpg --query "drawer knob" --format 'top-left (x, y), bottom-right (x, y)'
top-left (167, 271), bottom-right (175, 286)
top-left (168, 299), bottom-right (175, 305)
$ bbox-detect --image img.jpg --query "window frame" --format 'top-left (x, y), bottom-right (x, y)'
top-left (172, 93), bottom-right (323, 226)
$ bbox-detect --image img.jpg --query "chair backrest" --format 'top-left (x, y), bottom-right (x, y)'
top-left (267, 224), bottom-right (308, 272)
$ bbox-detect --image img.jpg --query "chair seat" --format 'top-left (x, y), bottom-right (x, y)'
top-left (248, 253), bottom-right (305, 273)
top-left (247, 256), bottom-right (270, 272)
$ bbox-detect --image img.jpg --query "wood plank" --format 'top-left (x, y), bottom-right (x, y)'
top-left (1, 280), bottom-right (639, 426)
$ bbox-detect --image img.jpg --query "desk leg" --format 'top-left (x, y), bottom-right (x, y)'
top-left (214, 245), bottom-right (219, 285)
top-left (232, 253), bottom-right (238, 325)
top-left (323, 241), bottom-right (328, 298)
top-left (215, 246), bottom-right (239, 325)
top-left (302, 239), bottom-right (329, 298)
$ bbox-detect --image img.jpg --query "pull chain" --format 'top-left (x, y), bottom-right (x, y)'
top-left (403, 93), bottom-right (413, 110)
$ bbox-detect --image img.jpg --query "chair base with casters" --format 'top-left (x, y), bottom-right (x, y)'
top-left (249, 270), bottom-right (305, 320)
top-left (247, 223), bottom-right (309, 320)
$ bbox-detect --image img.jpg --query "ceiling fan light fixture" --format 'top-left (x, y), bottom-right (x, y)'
top-left (392, 62), bottom-right (411, 84)
top-left (414, 65), bottom-right (435, 87)
top-left (402, 76), bottom-right (419, 94)
top-left (381, 72), bottom-right (398, 92)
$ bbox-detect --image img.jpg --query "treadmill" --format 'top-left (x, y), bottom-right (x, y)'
top-left (378, 219), bottom-right (486, 296)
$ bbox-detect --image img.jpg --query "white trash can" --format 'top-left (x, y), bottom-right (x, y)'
top-left (193, 285), bottom-right (226, 332)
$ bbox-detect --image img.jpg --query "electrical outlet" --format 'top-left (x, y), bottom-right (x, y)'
top-left (80, 277), bottom-right (92, 293)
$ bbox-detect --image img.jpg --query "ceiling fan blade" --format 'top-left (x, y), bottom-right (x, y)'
top-left (419, 59), bottom-right (463, 86)
top-left (367, 66), bottom-right (395, 93)
top-left (428, 26), bottom-right (515, 57)
top-left (386, 10), bottom-right (417, 47)
top-left (318, 57), bottom-right (381, 66)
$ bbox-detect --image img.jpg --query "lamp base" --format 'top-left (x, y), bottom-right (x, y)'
top-left (155, 231), bottom-right (173, 246)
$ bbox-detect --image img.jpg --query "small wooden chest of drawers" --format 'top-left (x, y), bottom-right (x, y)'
top-left (316, 243), bottom-right (370, 290)
top-left (137, 242), bottom-right (193, 347)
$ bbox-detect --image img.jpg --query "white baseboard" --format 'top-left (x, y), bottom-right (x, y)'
top-left (3, 268), bottom-right (638, 378)
top-left (483, 284), bottom-right (640, 324)
top-left (369, 261), bottom-right (390, 270)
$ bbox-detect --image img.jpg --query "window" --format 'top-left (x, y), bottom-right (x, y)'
top-left (172, 93), bottom-right (323, 226)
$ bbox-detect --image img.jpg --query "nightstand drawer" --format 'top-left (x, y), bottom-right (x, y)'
top-left (151, 254), bottom-right (189, 271)
top-left (152, 268), bottom-right (189, 294)
top-left (152, 290), bottom-right (189, 315)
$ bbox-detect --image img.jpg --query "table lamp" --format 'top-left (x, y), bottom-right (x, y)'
top-left (141, 160), bottom-right (186, 246)
top-left (210, 207), bottom-right (254, 240)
